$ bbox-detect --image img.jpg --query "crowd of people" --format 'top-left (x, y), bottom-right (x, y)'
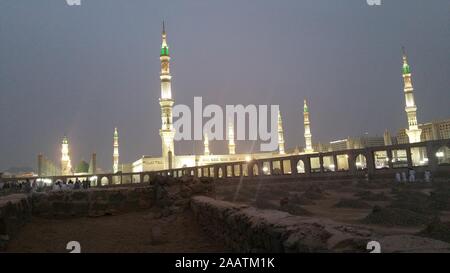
top-left (394, 169), bottom-right (432, 183)
top-left (51, 179), bottom-right (91, 191)
top-left (0, 179), bottom-right (33, 193)
top-left (0, 178), bottom-right (92, 194)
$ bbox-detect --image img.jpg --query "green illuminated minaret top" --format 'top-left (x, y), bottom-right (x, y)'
top-left (402, 46), bottom-right (411, 75)
top-left (304, 99), bottom-right (309, 113)
top-left (160, 21), bottom-right (169, 57)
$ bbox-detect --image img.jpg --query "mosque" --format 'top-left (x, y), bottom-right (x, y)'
top-left (53, 25), bottom-right (448, 177)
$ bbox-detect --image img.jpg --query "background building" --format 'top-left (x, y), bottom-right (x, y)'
top-left (397, 119), bottom-right (450, 144)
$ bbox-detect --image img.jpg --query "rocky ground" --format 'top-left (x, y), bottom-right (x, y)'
top-left (214, 177), bottom-right (450, 247)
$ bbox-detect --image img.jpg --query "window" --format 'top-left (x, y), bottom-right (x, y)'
top-left (392, 149), bottom-right (408, 168)
top-left (297, 160), bottom-right (305, 174)
top-left (310, 157), bottom-right (321, 173)
top-left (323, 156), bottom-right (335, 172)
top-left (355, 154), bottom-right (367, 170)
top-left (411, 147), bottom-right (428, 166)
top-left (283, 160), bottom-right (292, 174)
top-left (374, 151), bottom-right (389, 169)
top-left (336, 154), bottom-right (349, 171)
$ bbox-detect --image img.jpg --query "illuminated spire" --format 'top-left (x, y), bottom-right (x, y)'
top-left (228, 122), bottom-right (235, 155)
top-left (303, 99), bottom-right (314, 153)
top-left (161, 21), bottom-right (169, 56)
top-left (159, 22), bottom-right (175, 169)
top-left (204, 133), bottom-right (210, 156)
top-left (113, 127), bottom-right (119, 173)
top-left (278, 110), bottom-right (285, 154)
top-left (384, 129), bottom-right (392, 146)
top-left (61, 135), bottom-right (72, 175)
top-left (401, 47), bottom-right (421, 143)
top-left (402, 46), bottom-right (411, 75)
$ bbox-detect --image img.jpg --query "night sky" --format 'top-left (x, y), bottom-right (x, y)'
top-left (1, 0), bottom-right (449, 172)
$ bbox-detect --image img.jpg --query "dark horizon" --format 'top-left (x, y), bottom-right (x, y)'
top-left (1, 0), bottom-right (449, 172)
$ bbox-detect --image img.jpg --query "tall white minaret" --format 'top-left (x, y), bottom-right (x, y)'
top-left (159, 22), bottom-right (176, 169)
top-left (228, 122), bottom-right (236, 155)
top-left (303, 99), bottom-right (314, 153)
top-left (113, 127), bottom-right (119, 173)
top-left (402, 47), bottom-right (422, 143)
top-left (61, 136), bottom-right (72, 176)
top-left (204, 133), bottom-right (210, 156)
top-left (278, 110), bottom-right (285, 154)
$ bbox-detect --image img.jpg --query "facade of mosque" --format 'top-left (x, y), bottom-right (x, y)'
top-left (48, 29), bottom-right (448, 176)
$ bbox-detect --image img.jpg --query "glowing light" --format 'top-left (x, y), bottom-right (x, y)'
top-left (419, 159), bottom-right (428, 165)
top-left (89, 176), bottom-right (98, 182)
top-left (36, 178), bottom-right (52, 185)
top-left (262, 166), bottom-right (269, 173)
top-left (245, 156), bottom-right (252, 162)
top-left (436, 152), bottom-right (444, 158)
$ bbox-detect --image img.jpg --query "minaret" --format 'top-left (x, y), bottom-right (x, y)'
top-left (113, 127), bottom-right (119, 173)
top-left (61, 136), bottom-right (72, 176)
top-left (384, 129), bottom-right (392, 146)
top-left (303, 99), bottom-right (314, 153)
top-left (204, 133), bottom-right (210, 156)
top-left (89, 153), bottom-right (97, 175)
top-left (402, 47), bottom-right (422, 143)
top-left (278, 110), bottom-right (285, 154)
top-left (159, 22), bottom-right (176, 169)
top-left (228, 122), bottom-right (236, 155)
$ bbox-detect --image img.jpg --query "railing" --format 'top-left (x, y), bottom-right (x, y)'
top-left (2, 139), bottom-right (449, 188)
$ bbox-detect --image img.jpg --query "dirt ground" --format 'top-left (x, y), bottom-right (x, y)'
top-left (6, 210), bottom-right (228, 253)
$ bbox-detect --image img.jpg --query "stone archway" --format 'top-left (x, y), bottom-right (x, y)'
top-left (297, 160), bottom-right (305, 174)
top-left (355, 154), bottom-right (367, 170)
top-left (100, 176), bottom-right (109, 186)
top-left (436, 146), bottom-right (450, 165)
top-left (252, 164), bottom-right (259, 176)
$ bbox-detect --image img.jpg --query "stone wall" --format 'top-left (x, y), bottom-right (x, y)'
top-left (0, 194), bottom-right (32, 250)
top-left (0, 176), bottom-right (214, 250)
top-left (190, 196), bottom-right (371, 252)
top-left (190, 196), bottom-right (450, 253)
top-left (32, 186), bottom-right (155, 218)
